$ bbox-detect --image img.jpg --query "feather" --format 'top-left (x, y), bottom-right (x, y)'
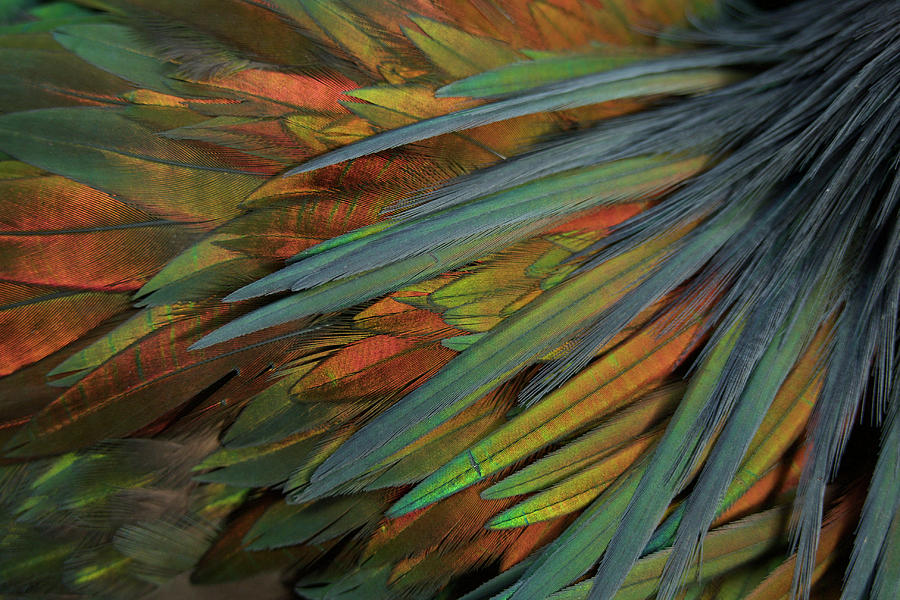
top-left (1, 0), bottom-right (897, 599)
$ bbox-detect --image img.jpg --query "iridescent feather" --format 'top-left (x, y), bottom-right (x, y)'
top-left (0, 1), bottom-right (896, 599)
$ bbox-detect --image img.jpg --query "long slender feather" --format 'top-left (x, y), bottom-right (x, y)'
top-left (1, 1), bottom-right (897, 599)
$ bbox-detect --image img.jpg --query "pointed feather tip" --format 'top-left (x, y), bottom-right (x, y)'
top-left (188, 327), bottom-right (236, 351)
top-left (283, 164), bottom-right (314, 177)
top-left (190, 297), bottom-right (300, 351)
top-left (221, 280), bottom-right (275, 302)
top-left (291, 470), bottom-right (346, 504)
top-left (434, 81), bottom-right (466, 98)
top-left (480, 482), bottom-right (516, 500)
top-left (387, 453), bottom-right (484, 517)
top-left (242, 536), bottom-right (269, 552)
top-left (284, 155), bottom-right (337, 177)
top-left (486, 512), bottom-right (524, 530)
top-left (221, 290), bottom-right (253, 303)
top-left (285, 486), bottom-right (324, 505)
top-left (384, 494), bottom-right (427, 519)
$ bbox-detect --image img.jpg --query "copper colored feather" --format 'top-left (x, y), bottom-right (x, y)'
top-left (0, 1), bottom-right (897, 599)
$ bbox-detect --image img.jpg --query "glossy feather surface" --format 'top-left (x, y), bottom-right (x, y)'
top-left (0, 1), bottom-right (897, 599)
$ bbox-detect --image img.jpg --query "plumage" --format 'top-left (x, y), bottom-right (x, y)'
top-left (0, 0), bottom-right (897, 599)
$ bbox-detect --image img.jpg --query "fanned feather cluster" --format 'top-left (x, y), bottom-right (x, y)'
top-left (0, 1), bottom-right (897, 599)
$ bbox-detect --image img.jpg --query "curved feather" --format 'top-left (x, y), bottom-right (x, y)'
top-left (1, 1), bottom-right (896, 599)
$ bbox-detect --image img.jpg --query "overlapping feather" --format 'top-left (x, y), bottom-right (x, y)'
top-left (0, 1), bottom-right (896, 599)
